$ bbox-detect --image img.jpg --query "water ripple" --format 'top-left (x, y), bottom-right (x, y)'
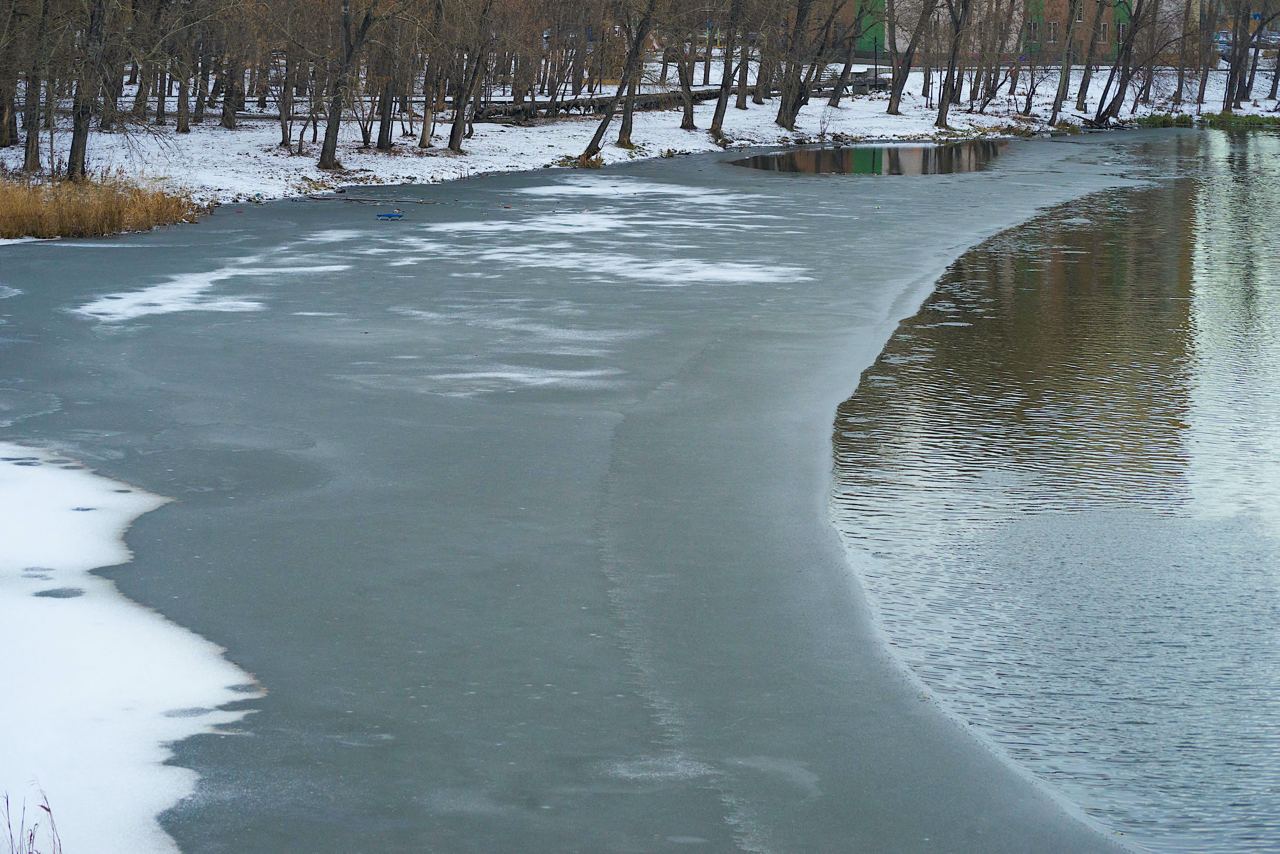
top-left (832, 134), bottom-right (1280, 852)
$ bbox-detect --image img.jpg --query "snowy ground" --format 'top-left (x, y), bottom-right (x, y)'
top-left (1, 66), bottom-right (1270, 206)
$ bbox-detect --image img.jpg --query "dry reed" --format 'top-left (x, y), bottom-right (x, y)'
top-left (3, 793), bottom-right (62, 854)
top-left (0, 173), bottom-right (203, 239)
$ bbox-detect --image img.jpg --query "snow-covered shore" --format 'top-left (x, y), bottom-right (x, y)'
top-left (0, 442), bottom-right (258, 853)
top-left (1, 66), bottom-right (1268, 206)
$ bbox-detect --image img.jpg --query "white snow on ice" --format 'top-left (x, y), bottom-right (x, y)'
top-left (427, 211), bottom-right (632, 235)
top-left (76, 260), bottom-right (351, 322)
top-left (0, 442), bottom-right (257, 854)
top-left (514, 175), bottom-right (758, 205)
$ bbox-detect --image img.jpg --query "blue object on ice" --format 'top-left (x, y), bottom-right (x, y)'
top-left (376, 211), bottom-right (404, 220)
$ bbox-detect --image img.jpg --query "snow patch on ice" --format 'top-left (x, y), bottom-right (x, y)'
top-left (515, 175), bottom-right (758, 205)
top-left (301, 229), bottom-right (365, 242)
top-left (465, 244), bottom-right (806, 287)
top-left (429, 211), bottom-right (630, 235)
top-left (0, 442), bottom-right (258, 854)
top-left (75, 260), bottom-right (352, 322)
top-left (0, 285), bottom-right (22, 299)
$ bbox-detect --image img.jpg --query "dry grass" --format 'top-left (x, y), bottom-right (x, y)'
top-left (3, 793), bottom-right (62, 854)
top-left (0, 173), bottom-right (203, 239)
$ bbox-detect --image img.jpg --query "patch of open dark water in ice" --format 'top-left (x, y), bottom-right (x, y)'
top-left (832, 132), bottom-right (1280, 852)
top-left (734, 140), bottom-right (1007, 175)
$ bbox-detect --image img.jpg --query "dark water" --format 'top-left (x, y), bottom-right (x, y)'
top-left (832, 131), bottom-right (1280, 851)
top-left (734, 140), bottom-right (1007, 175)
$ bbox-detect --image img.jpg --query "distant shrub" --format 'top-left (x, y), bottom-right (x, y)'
top-left (986, 122), bottom-right (1037, 138)
top-left (551, 154), bottom-right (604, 168)
top-left (1200, 112), bottom-right (1280, 130)
top-left (0, 174), bottom-right (201, 239)
top-left (1134, 113), bottom-right (1194, 128)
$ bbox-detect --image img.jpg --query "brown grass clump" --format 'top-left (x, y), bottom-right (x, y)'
top-left (0, 174), bottom-right (203, 239)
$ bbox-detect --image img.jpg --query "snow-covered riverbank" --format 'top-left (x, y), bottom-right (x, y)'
top-left (1, 66), bottom-right (1267, 206)
top-left (0, 442), bottom-right (258, 853)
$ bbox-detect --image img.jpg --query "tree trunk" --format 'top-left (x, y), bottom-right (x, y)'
top-left (936, 0), bottom-right (972, 127)
top-left (1095, 0), bottom-right (1148, 124)
top-left (67, 0), bottom-right (106, 180)
top-left (889, 0), bottom-right (939, 114)
top-left (1050, 0), bottom-right (1082, 124)
top-left (829, 35), bottom-right (860, 106)
top-left (156, 67), bottom-right (168, 124)
top-left (21, 0), bottom-right (47, 171)
top-left (1245, 43), bottom-right (1261, 98)
top-left (617, 72), bottom-right (637, 146)
top-left (0, 84), bottom-right (12, 148)
top-left (1076, 0), bottom-right (1105, 110)
top-left (735, 39), bottom-right (751, 109)
top-left (193, 41), bottom-right (210, 122)
top-left (1172, 0), bottom-right (1194, 104)
top-left (177, 71), bottom-right (191, 133)
top-left (579, 0), bottom-right (656, 162)
top-left (221, 61), bottom-right (239, 128)
top-left (276, 51), bottom-right (292, 145)
top-left (376, 74), bottom-right (395, 149)
top-left (319, 85), bottom-right (344, 169)
top-left (703, 20), bottom-right (714, 86)
top-left (776, 0), bottom-right (815, 130)
top-left (753, 54), bottom-right (771, 103)
top-left (22, 75), bottom-right (41, 171)
top-left (1222, 4), bottom-right (1248, 112)
top-left (678, 43), bottom-right (697, 129)
top-left (710, 0), bottom-right (744, 137)
top-left (319, 0), bottom-right (381, 168)
top-left (418, 65), bottom-right (437, 147)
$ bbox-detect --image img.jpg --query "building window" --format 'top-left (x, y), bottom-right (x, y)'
top-left (1048, 20), bottom-right (1059, 42)
top-left (1118, 21), bottom-right (1127, 42)
top-left (1076, 4), bottom-right (1084, 22)
top-left (1100, 21), bottom-right (1108, 41)
top-left (1028, 20), bottom-right (1040, 41)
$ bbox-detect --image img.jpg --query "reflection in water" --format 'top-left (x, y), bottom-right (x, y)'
top-left (734, 141), bottom-right (1006, 175)
top-left (831, 132), bottom-right (1280, 852)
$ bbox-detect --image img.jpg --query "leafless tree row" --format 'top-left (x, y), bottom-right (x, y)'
top-left (0, 0), bottom-right (1272, 180)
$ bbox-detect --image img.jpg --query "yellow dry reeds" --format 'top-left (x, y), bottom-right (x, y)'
top-left (0, 175), bottom-right (203, 240)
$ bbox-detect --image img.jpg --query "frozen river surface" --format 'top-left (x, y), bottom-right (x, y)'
top-left (0, 135), bottom-right (1218, 852)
